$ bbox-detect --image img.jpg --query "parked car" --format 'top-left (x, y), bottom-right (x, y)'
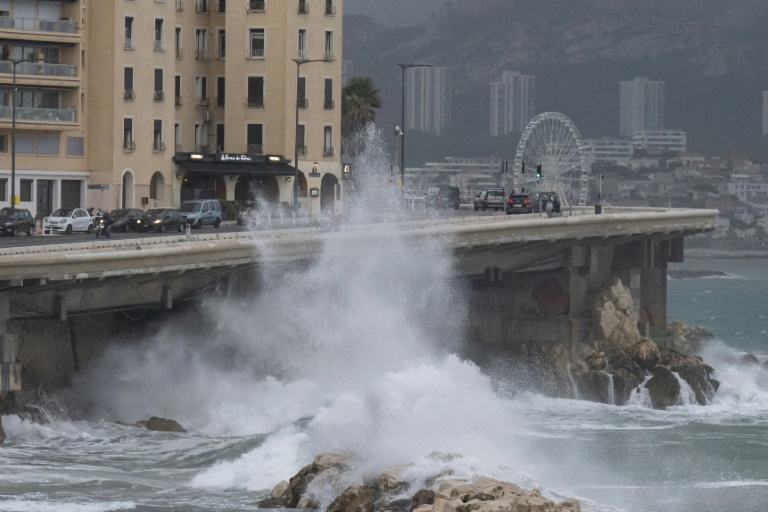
top-left (531, 191), bottom-right (561, 213)
top-left (505, 194), bottom-right (533, 214)
top-left (131, 207), bottom-right (184, 233)
top-left (106, 208), bottom-right (144, 232)
top-left (179, 199), bottom-right (222, 228)
top-left (43, 208), bottom-right (93, 234)
top-left (426, 185), bottom-right (461, 210)
top-left (473, 188), bottom-right (506, 211)
top-left (0, 207), bottom-right (35, 236)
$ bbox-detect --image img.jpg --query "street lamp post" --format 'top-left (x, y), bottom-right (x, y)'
top-left (398, 63), bottom-right (432, 198)
top-left (9, 58), bottom-right (32, 208)
top-left (292, 58), bottom-right (328, 209)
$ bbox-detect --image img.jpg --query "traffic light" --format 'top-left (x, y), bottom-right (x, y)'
top-left (536, 164), bottom-right (542, 178)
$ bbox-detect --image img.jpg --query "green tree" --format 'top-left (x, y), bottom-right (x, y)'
top-left (341, 77), bottom-right (382, 140)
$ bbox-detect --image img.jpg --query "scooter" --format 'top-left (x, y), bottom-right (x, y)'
top-left (94, 218), bottom-right (111, 239)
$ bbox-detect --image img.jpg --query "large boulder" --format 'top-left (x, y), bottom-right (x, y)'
top-left (136, 416), bottom-right (187, 433)
top-left (645, 366), bottom-right (681, 409)
top-left (591, 278), bottom-right (642, 349)
top-left (326, 484), bottom-right (379, 512)
top-left (576, 370), bottom-right (613, 404)
top-left (660, 349), bottom-right (719, 405)
top-left (628, 339), bottom-right (661, 370)
top-left (278, 453), bottom-right (350, 508)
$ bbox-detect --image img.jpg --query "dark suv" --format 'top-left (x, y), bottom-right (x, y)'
top-left (426, 186), bottom-right (461, 210)
top-left (473, 188), bottom-right (505, 211)
top-left (0, 207), bottom-right (34, 236)
top-left (505, 194), bottom-right (533, 214)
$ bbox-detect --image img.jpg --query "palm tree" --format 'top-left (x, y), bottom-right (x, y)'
top-left (341, 77), bottom-right (382, 140)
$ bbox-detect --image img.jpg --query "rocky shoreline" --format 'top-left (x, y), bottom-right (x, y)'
top-left (259, 453), bottom-right (581, 512)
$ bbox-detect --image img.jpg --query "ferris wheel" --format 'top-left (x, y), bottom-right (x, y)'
top-left (510, 112), bottom-right (589, 206)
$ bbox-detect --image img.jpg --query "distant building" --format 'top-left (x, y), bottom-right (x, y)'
top-left (489, 71), bottom-right (535, 136)
top-left (619, 77), bottom-right (665, 138)
top-left (583, 138), bottom-right (633, 164)
top-left (726, 174), bottom-right (768, 201)
top-left (763, 91), bottom-right (768, 136)
top-left (342, 60), bottom-right (354, 86)
top-left (404, 66), bottom-right (452, 135)
top-left (404, 157), bottom-right (501, 197)
top-left (632, 130), bottom-right (687, 154)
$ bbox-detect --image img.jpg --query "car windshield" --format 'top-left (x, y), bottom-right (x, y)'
top-left (180, 203), bottom-right (202, 212)
top-left (427, 188), bottom-right (440, 195)
top-left (51, 209), bottom-right (74, 217)
top-left (488, 191), bottom-right (504, 197)
top-left (145, 209), bottom-right (165, 216)
top-left (0, 209), bottom-right (22, 219)
top-left (110, 209), bottom-right (129, 217)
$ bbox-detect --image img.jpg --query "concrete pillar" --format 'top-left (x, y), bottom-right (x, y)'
top-left (0, 293), bottom-right (22, 395)
top-left (568, 247), bottom-right (591, 349)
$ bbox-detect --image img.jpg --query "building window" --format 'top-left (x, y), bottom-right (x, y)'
top-left (249, 29), bottom-right (264, 59)
top-left (195, 28), bottom-right (208, 59)
top-left (194, 123), bottom-right (208, 152)
top-left (298, 0), bottom-right (309, 14)
top-left (154, 119), bottom-right (165, 152)
top-left (297, 76), bottom-right (307, 108)
top-left (195, 76), bottom-right (208, 106)
top-left (218, 29), bottom-right (225, 59)
top-left (20, 179), bottom-right (32, 202)
top-left (16, 134), bottom-right (34, 154)
top-left (175, 75), bottom-right (182, 107)
top-left (248, 0), bottom-right (265, 13)
top-left (124, 17), bottom-right (134, 50)
top-left (217, 0), bottom-right (226, 13)
top-left (324, 31), bottom-right (333, 60)
top-left (123, 118), bottom-right (135, 151)
top-left (246, 76), bottom-right (264, 108)
top-left (247, 124), bottom-right (263, 154)
top-left (67, 136), bottom-right (84, 157)
top-left (154, 69), bottom-right (165, 102)
top-left (154, 19), bottom-right (165, 52)
top-left (296, 124), bottom-right (306, 155)
top-left (323, 126), bottom-right (333, 156)
top-left (324, 78), bottom-right (333, 109)
top-left (175, 27), bottom-right (183, 59)
top-left (325, 0), bottom-right (335, 15)
top-left (37, 134), bottom-right (59, 155)
top-left (0, 179), bottom-right (6, 201)
top-left (297, 29), bottom-right (306, 59)
top-left (216, 76), bottom-right (225, 108)
top-left (216, 123), bottom-right (224, 152)
top-left (196, 0), bottom-right (209, 14)
top-left (0, 134), bottom-right (6, 152)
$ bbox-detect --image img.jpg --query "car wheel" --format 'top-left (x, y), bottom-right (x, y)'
top-left (65, 224), bottom-right (73, 235)
top-left (87, 224), bottom-right (94, 234)
top-left (26, 227), bottom-right (32, 236)
top-left (157, 223), bottom-right (165, 233)
top-left (196, 219), bottom-right (203, 229)
top-left (122, 225), bottom-right (128, 233)
top-left (213, 217), bottom-right (221, 228)
top-left (473, 205), bottom-right (479, 211)
top-left (10, 226), bottom-right (17, 237)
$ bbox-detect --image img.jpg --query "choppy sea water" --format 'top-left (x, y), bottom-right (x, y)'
top-left (1, 248), bottom-right (766, 512)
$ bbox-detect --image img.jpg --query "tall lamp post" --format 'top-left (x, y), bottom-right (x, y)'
top-left (8, 58), bottom-right (32, 208)
top-left (398, 63), bottom-right (432, 197)
top-left (292, 58), bottom-right (328, 209)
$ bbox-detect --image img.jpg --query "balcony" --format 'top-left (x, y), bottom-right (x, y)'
top-left (0, 61), bottom-right (77, 78)
top-left (195, 97), bottom-right (210, 107)
top-left (124, 89), bottom-right (135, 101)
top-left (323, 146), bottom-right (334, 156)
top-left (195, 49), bottom-right (209, 60)
top-left (323, 99), bottom-right (334, 110)
top-left (298, 2), bottom-right (309, 14)
top-left (245, 96), bottom-right (264, 108)
top-left (124, 38), bottom-right (134, 51)
top-left (216, 97), bottom-right (224, 108)
top-left (247, 143), bottom-right (263, 154)
top-left (0, 106), bottom-right (75, 123)
top-left (154, 91), bottom-right (165, 102)
top-left (0, 16), bottom-right (77, 34)
top-left (297, 98), bottom-right (308, 109)
top-left (248, 1), bottom-right (266, 13)
top-left (153, 140), bottom-right (166, 152)
top-left (247, 48), bottom-right (265, 60)
top-left (175, 96), bottom-right (182, 107)
top-left (123, 140), bottom-right (136, 152)
top-left (297, 145), bottom-right (307, 156)
top-left (154, 40), bottom-right (166, 53)
top-left (175, 48), bottom-right (183, 60)
top-left (297, 50), bottom-right (306, 60)
top-left (325, 5), bottom-right (336, 15)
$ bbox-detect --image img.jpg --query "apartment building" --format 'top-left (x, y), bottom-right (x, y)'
top-left (404, 66), bottom-right (451, 136)
top-left (0, 0), bottom-right (343, 217)
top-left (489, 71), bottom-right (535, 137)
top-left (631, 129), bottom-right (686, 154)
top-left (619, 77), bottom-right (664, 138)
top-left (583, 138), bottom-right (633, 165)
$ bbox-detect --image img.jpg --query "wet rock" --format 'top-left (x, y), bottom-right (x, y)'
top-left (272, 480), bottom-right (289, 499)
top-left (645, 366), bottom-right (681, 409)
top-left (741, 353), bottom-right (759, 366)
top-left (380, 464), bottom-right (411, 493)
top-left (136, 416), bottom-right (187, 433)
top-left (558, 498), bottom-right (581, 512)
top-left (628, 339), bottom-right (660, 370)
top-left (382, 498), bottom-right (413, 512)
top-left (326, 484), bottom-right (379, 512)
top-left (17, 406), bottom-right (49, 425)
top-left (425, 470), bottom-right (455, 488)
top-left (282, 453), bottom-right (349, 508)
top-left (576, 370), bottom-right (612, 404)
top-left (591, 277), bottom-right (641, 349)
top-left (411, 490), bottom-right (436, 511)
top-left (610, 368), bottom-right (643, 405)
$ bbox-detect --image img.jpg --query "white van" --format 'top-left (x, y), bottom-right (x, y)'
top-left (179, 199), bottom-right (222, 228)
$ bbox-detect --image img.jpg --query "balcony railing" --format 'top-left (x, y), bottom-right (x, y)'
top-left (0, 61), bottom-right (77, 78)
top-left (195, 49), bottom-right (209, 60)
top-left (297, 98), bottom-right (308, 109)
top-left (247, 143), bottom-right (263, 154)
top-left (194, 144), bottom-right (209, 153)
top-left (175, 48), bottom-right (183, 60)
top-left (175, 96), bottom-right (182, 107)
top-left (297, 49), bottom-right (306, 59)
top-left (176, 0), bottom-right (184, 11)
top-left (153, 140), bottom-right (166, 152)
top-left (0, 16), bottom-right (77, 34)
top-left (0, 106), bottom-right (75, 123)
top-left (245, 96), bottom-right (264, 108)
top-left (154, 40), bottom-right (165, 52)
top-left (123, 140), bottom-right (136, 151)
top-left (297, 145), bottom-right (307, 155)
top-left (216, 97), bottom-right (225, 108)
top-left (323, 146), bottom-right (334, 156)
top-left (248, 1), bottom-right (265, 13)
top-left (124, 89), bottom-right (135, 101)
top-left (298, 2), bottom-right (309, 14)
top-left (247, 48), bottom-right (265, 60)
top-left (124, 38), bottom-right (135, 50)
top-left (325, 5), bottom-right (336, 15)
top-left (323, 99), bottom-right (334, 110)
top-left (154, 91), bottom-right (165, 102)
top-left (195, 97), bottom-right (210, 107)
top-left (324, 51), bottom-right (334, 61)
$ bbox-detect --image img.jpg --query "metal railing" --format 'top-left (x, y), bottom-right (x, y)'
top-left (323, 99), bottom-right (334, 110)
top-left (297, 145), bottom-right (307, 155)
top-left (175, 96), bottom-right (182, 107)
top-left (247, 48), bottom-right (265, 59)
top-left (154, 40), bottom-right (166, 52)
top-left (124, 38), bottom-right (134, 50)
top-left (0, 16), bottom-right (77, 34)
top-left (246, 96), bottom-right (264, 108)
top-left (123, 140), bottom-right (136, 151)
top-left (0, 61), bottom-right (77, 78)
top-left (247, 143), bottom-right (263, 154)
top-left (175, 48), bottom-right (183, 60)
top-left (323, 146), bottom-right (334, 156)
top-left (124, 90), bottom-right (135, 101)
top-left (216, 97), bottom-right (225, 108)
top-left (325, 5), bottom-right (336, 15)
top-left (195, 49), bottom-right (209, 60)
top-left (195, 97), bottom-right (209, 107)
top-left (194, 144), bottom-right (209, 153)
top-left (298, 2), bottom-right (309, 14)
top-left (324, 51), bottom-right (334, 61)
top-left (0, 106), bottom-right (75, 123)
top-left (153, 140), bottom-right (166, 152)
top-left (154, 91), bottom-right (165, 102)
top-left (248, 1), bottom-right (265, 12)
top-left (297, 98), bottom-right (308, 109)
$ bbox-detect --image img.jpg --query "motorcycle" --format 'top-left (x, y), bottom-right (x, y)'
top-left (94, 218), bottom-right (111, 239)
